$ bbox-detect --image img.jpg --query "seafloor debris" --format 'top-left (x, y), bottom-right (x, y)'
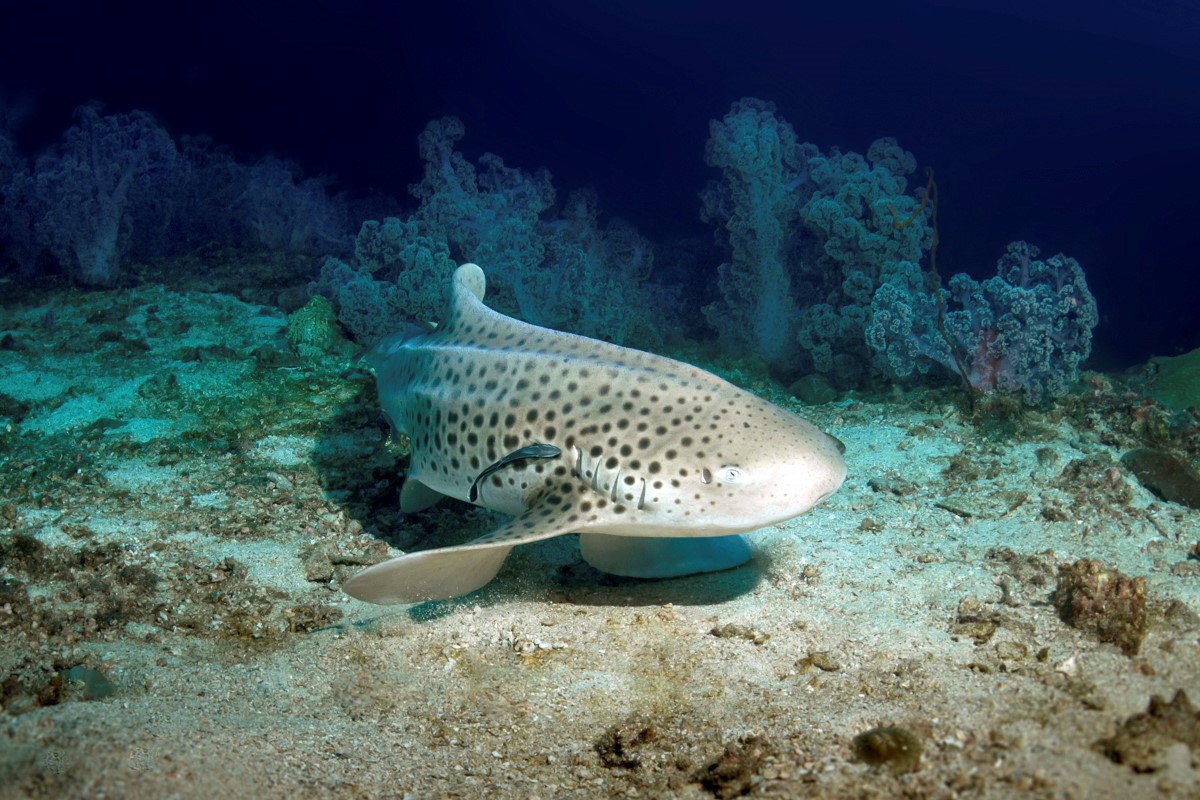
top-left (1054, 559), bottom-right (1147, 656)
top-left (710, 623), bottom-right (769, 645)
top-left (1099, 690), bottom-right (1200, 772)
top-left (696, 735), bottom-right (771, 799)
top-left (949, 595), bottom-right (1001, 644)
top-left (851, 725), bottom-right (922, 775)
top-left (595, 719), bottom-right (658, 770)
top-left (796, 650), bottom-right (842, 672)
top-left (0, 529), bottom-right (346, 716)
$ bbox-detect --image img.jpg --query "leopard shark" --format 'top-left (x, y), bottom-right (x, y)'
top-left (342, 263), bottom-right (846, 604)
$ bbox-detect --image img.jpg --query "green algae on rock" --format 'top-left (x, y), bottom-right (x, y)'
top-left (286, 295), bottom-right (348, 359)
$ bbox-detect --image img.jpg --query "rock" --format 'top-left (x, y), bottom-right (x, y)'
top-left (1100, 690), bottom-right (1200, 772)
top-left (1121, 448), bottom-right (1200, 510)
top-left (789, 373), bottom-right (838, 405)
top-left (1055, 559), bottom-right (1147, 656)
top-left (286, 296), bottom-right (348, 359)
top-left (697, 735), bottom-right (771, 799)
top-left (303, 547), bottom-right (335, 582)
top-left (852, 726), bottom-right (922, 774)
top-left (1146, 347), bottom-right (1200, 411)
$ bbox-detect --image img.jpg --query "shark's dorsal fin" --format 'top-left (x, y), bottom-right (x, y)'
top-left (440, 264), bottom-right (721, 388)
top-left (455, 262), bottom-right (486, 302)
top-left (442, 263), bottom-right (491, 333)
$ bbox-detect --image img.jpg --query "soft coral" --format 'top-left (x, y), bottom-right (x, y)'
top-left (33, 106), bottom-right (177, 285)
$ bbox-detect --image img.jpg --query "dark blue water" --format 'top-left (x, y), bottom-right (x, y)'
top-left (2, 0), bottom-right (1197, 373)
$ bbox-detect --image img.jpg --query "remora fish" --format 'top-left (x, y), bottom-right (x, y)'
top-left (343, 263), bottom-right (846, 604)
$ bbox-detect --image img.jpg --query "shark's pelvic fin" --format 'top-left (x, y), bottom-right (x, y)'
top-left (399, 477), bottom-right (447, 513)
top-left (578, 533), bottom-right (752, 579)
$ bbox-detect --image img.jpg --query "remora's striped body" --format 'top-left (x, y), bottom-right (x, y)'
top-left (344, 264), bottom-right (846, 604)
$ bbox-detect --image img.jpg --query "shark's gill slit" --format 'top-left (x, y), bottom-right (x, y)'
top-left (573, 445), bottom-right (593, 488)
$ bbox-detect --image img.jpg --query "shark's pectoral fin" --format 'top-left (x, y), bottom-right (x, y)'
top-left (344, 484), bottom-right (589, 605)
top-left (342, 544), bottom-right (514, 605)
top-left (579, 533), bottom-right (752, 579)
top-left (399, 477), bottom-right (447, 513)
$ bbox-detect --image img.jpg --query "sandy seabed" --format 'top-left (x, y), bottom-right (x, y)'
top-left (1, 282), bottom-right (1198, 799)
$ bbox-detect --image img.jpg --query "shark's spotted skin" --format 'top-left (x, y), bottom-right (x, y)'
top-left (342, 264), bottom-right (846, 604)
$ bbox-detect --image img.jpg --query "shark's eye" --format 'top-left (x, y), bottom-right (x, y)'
top-left (718, 466), bottom-right (744, 483)
top-left (700, 468), bottom-right (713, 484)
